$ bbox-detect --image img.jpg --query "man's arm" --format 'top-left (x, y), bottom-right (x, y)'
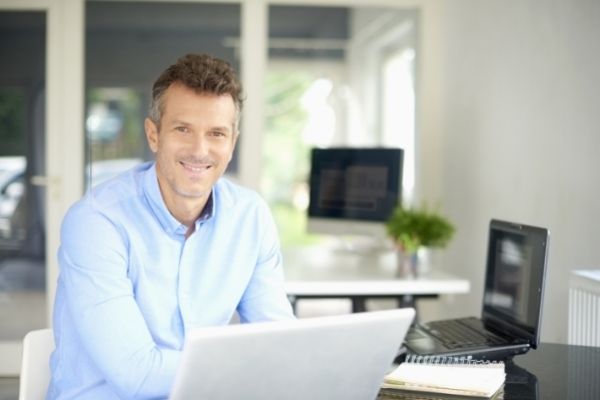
top-left (236, 200), bottom-right (295, 322)
top-left (58, 203), bottom-right (180, 398)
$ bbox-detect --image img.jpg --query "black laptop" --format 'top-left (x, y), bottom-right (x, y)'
top-left (404, 219), bottom-right (549, 361)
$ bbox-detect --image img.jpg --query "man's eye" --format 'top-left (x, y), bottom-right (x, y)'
top-left (210, 131), bottom-right (226, 137)
top-left (176, 126), bottom-right (188, 133)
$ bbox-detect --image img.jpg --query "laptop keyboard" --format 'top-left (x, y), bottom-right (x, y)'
top-left (421, 318), bottom-right (507, 349)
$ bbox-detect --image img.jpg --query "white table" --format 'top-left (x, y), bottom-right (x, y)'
top-left (283, 246), bottom-right (470, 314)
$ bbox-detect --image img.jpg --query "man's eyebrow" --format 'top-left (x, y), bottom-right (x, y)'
top-left (211, 126), bottom-right (233, 133)
top-left (168, 120), bottom-right (233, 133)
top-left (170, 119), bottom-right (192, 126)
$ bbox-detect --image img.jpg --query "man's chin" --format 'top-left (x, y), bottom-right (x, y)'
top-left (174, 187), bottom-right (211, 199)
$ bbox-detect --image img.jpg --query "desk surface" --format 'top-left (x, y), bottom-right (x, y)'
top-left (379, 343), bottom-right (600, 400)
top-left (283, 246), bottom-right (470, 296)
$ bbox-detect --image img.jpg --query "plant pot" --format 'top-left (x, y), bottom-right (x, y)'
top-left (396, 250), bottom-right (419, 278)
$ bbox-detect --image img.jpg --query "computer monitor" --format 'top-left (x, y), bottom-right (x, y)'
top-left (307, 147), bottom-right (403, 240)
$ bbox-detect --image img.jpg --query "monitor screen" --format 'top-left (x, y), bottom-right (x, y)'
top-left (307, 148), bottom-right (403, 238)
top-left (482, 220), bottom-right (549, 342)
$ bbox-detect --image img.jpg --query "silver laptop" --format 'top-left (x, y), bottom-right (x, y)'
top-left (170, 308), bottom-right (415, 400)
top-left (404, 219), bottom-right (549, 361)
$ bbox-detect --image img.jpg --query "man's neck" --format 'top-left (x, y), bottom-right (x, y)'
top-left (160, 187), bottom-right (210, 229)
top-left (154, 173), bottom-right (213, 230)
top-left (169, 197), bottom-right (208, 228)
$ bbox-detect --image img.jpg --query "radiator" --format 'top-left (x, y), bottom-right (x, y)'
top-left (568, 270), bottom-right (600, 347)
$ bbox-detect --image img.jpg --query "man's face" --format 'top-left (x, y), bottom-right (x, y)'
top-left (145, 83), bottom-right (238, 206)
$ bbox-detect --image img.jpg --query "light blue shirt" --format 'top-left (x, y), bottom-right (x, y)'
top-left (47, 162), bottom-right (294, 399)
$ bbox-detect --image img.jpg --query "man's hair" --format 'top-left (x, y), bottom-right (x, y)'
top-left (149, 53), bottom-right (244, 129)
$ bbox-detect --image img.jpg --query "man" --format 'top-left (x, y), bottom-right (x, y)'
top-left (48, 54), bottom-right (294, 399)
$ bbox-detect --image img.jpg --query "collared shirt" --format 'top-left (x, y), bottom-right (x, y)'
top-left (47, 162), bottom-right (294, 400)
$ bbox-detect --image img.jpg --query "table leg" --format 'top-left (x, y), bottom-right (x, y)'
top-left (288, 295), bottom-right (297, 315)
top-left (351, 297), bottom-right (366, 313)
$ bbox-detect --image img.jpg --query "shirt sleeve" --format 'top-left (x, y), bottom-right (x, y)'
top-left (58, 202), bottom-right (180, 399)
top-left (236, 200), bottom-right (295, 322)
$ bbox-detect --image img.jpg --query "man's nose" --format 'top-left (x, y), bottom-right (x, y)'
top-left (190, 133), bottom-right (209, 156)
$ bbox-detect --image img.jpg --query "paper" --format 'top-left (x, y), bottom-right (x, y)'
top-left (383, 360), bottom-right (505, 398)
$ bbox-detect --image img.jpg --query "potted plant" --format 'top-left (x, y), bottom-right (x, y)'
top-left (385, 204), bottom-right (455, 277)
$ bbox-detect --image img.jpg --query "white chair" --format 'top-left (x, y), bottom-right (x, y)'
top-left (19, 328), bottom-right (54, 400)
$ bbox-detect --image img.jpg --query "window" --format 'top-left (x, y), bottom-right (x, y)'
top-left (263, 5), bottom-right (418, 248)
top-left (85, 1), bottom-right (242, 187)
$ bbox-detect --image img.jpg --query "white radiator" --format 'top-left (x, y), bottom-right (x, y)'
top-left (568, 270), bottom-right (600, 347)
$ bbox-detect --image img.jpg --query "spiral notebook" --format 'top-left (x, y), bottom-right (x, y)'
top-left (381, 355), bottom-right (505, 398)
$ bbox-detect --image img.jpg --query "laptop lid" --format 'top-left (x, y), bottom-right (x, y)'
top-left (481, 219), bottom-right (549, 348)
top-left (169, 308), bottom-right (414, 400)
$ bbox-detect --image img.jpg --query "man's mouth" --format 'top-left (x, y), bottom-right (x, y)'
top-left (180, 161), bottom-right (212, 172)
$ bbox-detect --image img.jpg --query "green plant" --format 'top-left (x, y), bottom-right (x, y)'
top-left (385, 204), bottom-right (455, 254)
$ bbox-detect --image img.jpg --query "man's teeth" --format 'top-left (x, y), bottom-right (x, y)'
top-left (184, 163), bottom-right (209, 172)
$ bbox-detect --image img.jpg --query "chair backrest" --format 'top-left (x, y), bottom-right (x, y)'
top-left (19, 329), bottom-right (54, 400)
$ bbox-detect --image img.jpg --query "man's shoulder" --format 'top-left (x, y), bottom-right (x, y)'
top-left (213, 178), bottom-right (275, 232)
top-left (215, 176), bottom-right (265, 207)
top-left (68, 162), bottom-right (151, 217)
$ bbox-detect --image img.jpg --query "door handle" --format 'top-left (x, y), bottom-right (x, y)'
top-left (30, 175), bottom-right (60, 187)
top-left (31, 175), bottom-right (62, 199)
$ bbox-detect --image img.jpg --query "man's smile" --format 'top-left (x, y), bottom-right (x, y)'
top-left (180, 160), bottom-right (213, 173)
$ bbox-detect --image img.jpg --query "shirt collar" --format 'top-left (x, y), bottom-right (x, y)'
top-left (195, 192), bottom-right (214, 225)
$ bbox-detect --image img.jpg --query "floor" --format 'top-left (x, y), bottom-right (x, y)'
top-left (0, 378), bottom-right (18, 400)
top-left (0, 257), bottom-right (45, 399)
top-left (0, 257), bottom-right (46, 341)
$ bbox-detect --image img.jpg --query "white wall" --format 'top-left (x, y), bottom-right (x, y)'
top-left (424, 0), bottom-right (600, 343)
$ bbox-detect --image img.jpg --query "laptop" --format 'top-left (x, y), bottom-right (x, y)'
top-left (170, 308), bottom-right (415, 400)
top-left (404, 219), bottom-right (549, 361)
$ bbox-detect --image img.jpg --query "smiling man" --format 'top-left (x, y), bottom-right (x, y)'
top-left (47, 54), bottom-right (294, 400)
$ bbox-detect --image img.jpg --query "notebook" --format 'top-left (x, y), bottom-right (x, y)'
top-left (404, 219), bottom-right (549, 361)
top-left (169, 308), bottom-right (415, 400)
top-left (381, 355), bottom-right (505, 398)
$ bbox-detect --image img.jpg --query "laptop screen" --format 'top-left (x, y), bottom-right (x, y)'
top-left (482, 220), bottom-right (549, 345)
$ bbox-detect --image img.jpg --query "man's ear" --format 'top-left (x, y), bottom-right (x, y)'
top-left (144, 118), bottom-right (159, 153)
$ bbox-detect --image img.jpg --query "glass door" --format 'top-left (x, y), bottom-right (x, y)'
top-left (0, 0), bottom-right (84, 376)
top-left (0, 9), bottom-right (47, 375)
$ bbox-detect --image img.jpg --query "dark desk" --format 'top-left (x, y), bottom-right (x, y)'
top-left (378, 343), bottom-right (600, 400)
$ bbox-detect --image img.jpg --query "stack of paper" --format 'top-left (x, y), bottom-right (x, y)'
top-left (382, 360), bottom-right (505, 398)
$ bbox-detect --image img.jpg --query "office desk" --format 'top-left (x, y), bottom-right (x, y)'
top-left (283, 247), bottom-right (470, 313)
top-left (378, 343), bottom-right (600, 400)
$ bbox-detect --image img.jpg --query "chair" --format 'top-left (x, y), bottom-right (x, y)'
top-left (19, 328), bottom-right (54, 400)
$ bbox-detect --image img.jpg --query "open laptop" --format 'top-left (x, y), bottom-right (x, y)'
top-left (170, 308), bottom-right (415, 400)
top-left (404, 219), bottom-right (549, 361)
